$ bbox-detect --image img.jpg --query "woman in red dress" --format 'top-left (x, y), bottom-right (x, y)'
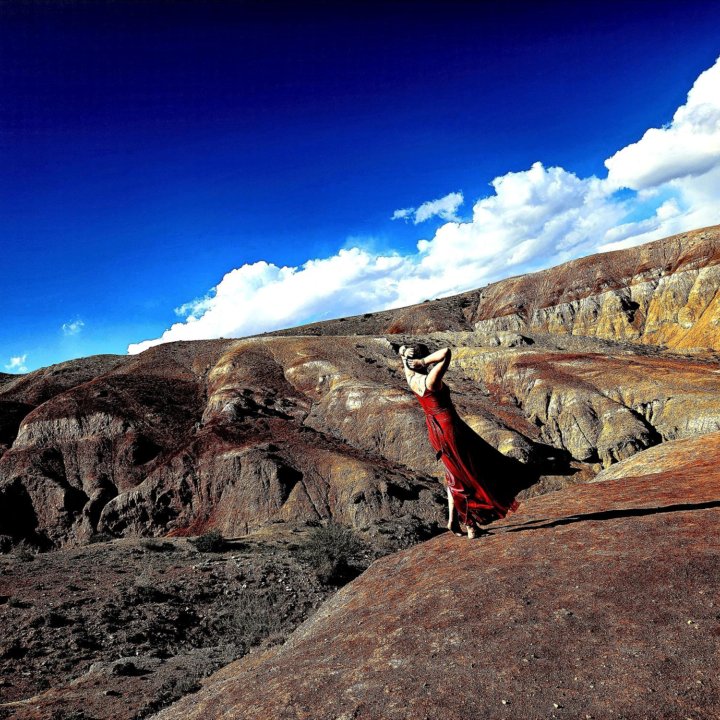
top-left (399, 343), bottom-right (519, 539)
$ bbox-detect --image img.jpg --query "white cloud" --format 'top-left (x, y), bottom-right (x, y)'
top-left (391, 191), bottom-right (464, 224)
top-left (61, 318), bottom-right (85, 336)
top-left (414, 191), bottom-right (464, 223)
top-left (605, 58), bottom-right (720, 190)
top-left (129, 56), bottom-right (720, 355)
top-left (415, 164), bottom-right (619, 282)
top-left (129, 250), bottom-right (410, 353)
top-left (391, 207), bottom-right (414, 221)
top-left (5, 354), bottom-right (28, 373)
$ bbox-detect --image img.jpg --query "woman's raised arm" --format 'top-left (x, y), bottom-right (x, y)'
top-left (425, 347), bottom-right (451, 390)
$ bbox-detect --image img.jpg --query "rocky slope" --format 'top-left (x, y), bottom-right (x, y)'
top-left (148, 434), bottom-right (720, 720)
top-left (1, 227), bottom-right (720, 552)
top-left (1, 225), bottom-right (720, 720)
top-left (4, 331), bottom-right (719, 553)
top-left (0, 337), bottom-right (449, 552)
top-left (0, 526), bottom-right (364, 720)
top-left (449, 336), bottom-right (720, 467)
top-left (274, 224), bottom-right (720, 351)
top-left (470, 225), bottom-right (720, 352)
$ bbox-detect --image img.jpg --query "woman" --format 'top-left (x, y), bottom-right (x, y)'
top-left (399, 343), bottom-right (519, 539)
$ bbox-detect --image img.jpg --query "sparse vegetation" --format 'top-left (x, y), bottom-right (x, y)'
top-left (298, 523), bottom-right (368, 584)
top-left (142, 539), bottom-right (175, 552)
top-left (131, 673), bottom-right (203, 719)
top-left (13, 540), bottom-right (36, 561)
top-left (0, 520), bottom-right (373, 718)
top-left (189, 529), bottom-right (226, 553)
top-left (231, 587), bottom-right (286, 646)
top-left (51, 710), bottom-right (97, 720)
top-left (88, 532), bottom-right (114, 544)
top-left (112, 661), bottom-right (145, 677)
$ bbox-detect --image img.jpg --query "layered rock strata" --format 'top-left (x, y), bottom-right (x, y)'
top-left (1, 227), bottom-right (720, 550)
top-left (272, 225), bottom-right (720, 351)
top-left (470, 226), bottom-right (720, 351)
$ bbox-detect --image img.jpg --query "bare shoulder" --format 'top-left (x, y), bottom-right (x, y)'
top-left (408, 376), bottom-right (424, 395)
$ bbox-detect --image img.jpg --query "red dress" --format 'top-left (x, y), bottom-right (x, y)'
top-left (414, 382), bottom-right (519, 526)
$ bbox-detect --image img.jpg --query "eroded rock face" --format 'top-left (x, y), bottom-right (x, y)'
top-left (149, 441), bottom-right (720, 720)
top-left (0, 343), bottom-right (226, 548)
top-left (469, 225), bottom-right (720, 351)
top-left (1, 227), bottom-right (720, 550)
top-left (0, 337), bottom-right (455, 549)
top-left (452, 344), bottom-right (720, 467)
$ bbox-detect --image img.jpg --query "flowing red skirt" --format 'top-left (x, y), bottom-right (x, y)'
top-left (415, 384), bottom-right (520, 526)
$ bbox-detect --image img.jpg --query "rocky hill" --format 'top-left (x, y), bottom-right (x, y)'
top-left (272, 224), bottom-right (720, 351)
top-left (1, 225), bottom-right (719, 719)
top-left (149, 433), bottom-right (720, 720)
top-left (1, 226), bottom-right (719, 554)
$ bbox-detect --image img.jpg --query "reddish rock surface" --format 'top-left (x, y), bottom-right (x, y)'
top-left (593, 430), bottom-right (720, 483)
top-left (273, 225), bottom-right (720, 352)
top-left (1, 228), bottom-right (720, 552)
top-left (151, 441), bottom-right (720, 720)
top-left (1, 226), bottom-right (720, 720)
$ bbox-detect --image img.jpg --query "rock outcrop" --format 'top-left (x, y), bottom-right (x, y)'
top-left (469, 225), bottom-right (720, 352)
top-left (592, 429), bottom-right (720, 482)
top-left (1, 226), bottom-right (720, 551)
top-left (272, 225), bottom-right (720, 352)
top-left (0, 338), bottom-right (451, 550)
top-left (451, 340), bottom-right (720, 467)
top-left (149, 439), bottom-right (720, 720)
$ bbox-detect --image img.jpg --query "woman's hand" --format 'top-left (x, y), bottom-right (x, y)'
top-left (406, 357), bottom-right (425, 371)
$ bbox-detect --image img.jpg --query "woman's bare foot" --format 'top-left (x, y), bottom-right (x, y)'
top-left (447, 520), bottom-right (463, 537)
top-left (467, 524), bottom-right (477, 539)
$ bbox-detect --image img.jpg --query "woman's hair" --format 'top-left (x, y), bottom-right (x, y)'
top-left (393, 341), bottom-right (432, 368)
top-left (409, 343), bottom-right (430, 358)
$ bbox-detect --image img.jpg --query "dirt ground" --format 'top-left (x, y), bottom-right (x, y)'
top-left (0, 525), bottom-right (371, 720)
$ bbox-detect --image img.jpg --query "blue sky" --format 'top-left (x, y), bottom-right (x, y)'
top-left (3, 1), bottom-right (720, 371)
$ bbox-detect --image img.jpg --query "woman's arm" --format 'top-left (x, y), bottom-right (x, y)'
top-left (420, 347), bottom-right (449, 366)
top-left (426, 347), bottom-right (450, 390)
top-left (406, 347), bottom-right (451, 390)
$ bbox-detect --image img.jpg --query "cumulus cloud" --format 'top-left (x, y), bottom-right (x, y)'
top-left (61, 318), bottom-right (85, 336)
top-left (129, 56), bottom-right (720, 355)
top-left (605, 58), bottom-right (720, 190)
top-left (392, 191), bottom-right (464, 224)
top-left (130, 250), bottom-right (410, 353)
top-left (5, 354), bottom-right (28, 373)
